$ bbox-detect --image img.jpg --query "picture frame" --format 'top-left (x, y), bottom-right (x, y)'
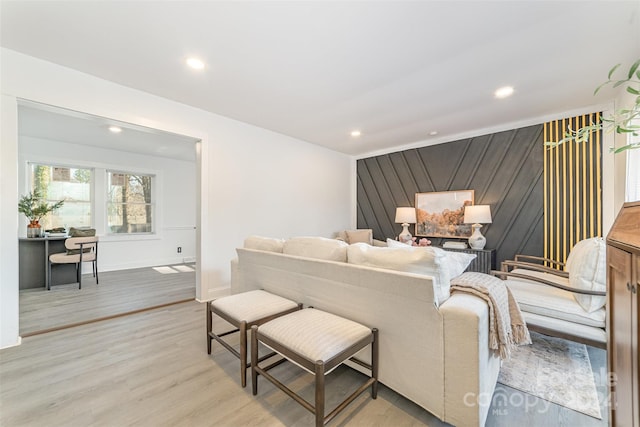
top-left (415, 190), bottom-right (474, 238)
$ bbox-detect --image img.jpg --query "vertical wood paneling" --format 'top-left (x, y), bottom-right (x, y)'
top-left (357, 124), bottom-right (544, 266)
top-left (543, 113), bottom-right (602, 267)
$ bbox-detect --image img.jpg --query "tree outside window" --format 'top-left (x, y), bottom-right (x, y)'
top-left (107, 171), bottom-right (154, 234)
top-left (29, 163), bottom-right (92, 230)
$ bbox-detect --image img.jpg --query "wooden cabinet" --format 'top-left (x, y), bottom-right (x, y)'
top-left (607, 201), bottom-right (640, 427)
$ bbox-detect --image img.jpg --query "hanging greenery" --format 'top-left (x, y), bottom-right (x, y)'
top-left (547, 59), bottom-right (640, 153)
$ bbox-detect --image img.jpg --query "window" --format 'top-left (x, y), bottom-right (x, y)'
top-left (626, 127), bottom-right (640, 202)
top-left (107, 171), bottom-right (154, 234)
top-left (29, 163), bottom-right (92, 230)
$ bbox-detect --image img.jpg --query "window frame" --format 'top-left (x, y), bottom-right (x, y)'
top-left (26, 161), bottom-right (94, 230)
top-left (625, 121), bottom-right (640, 202)
top-left (106, 169), bottom-right (157, 236)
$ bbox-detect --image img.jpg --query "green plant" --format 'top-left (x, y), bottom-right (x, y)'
top-left (18, 190), bottom-right (64, 222)
top-left (547, 59), bottom-right (640, 153)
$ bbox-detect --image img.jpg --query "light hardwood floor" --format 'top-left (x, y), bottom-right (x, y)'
top-left (1, 300), bottom-right (608, 427)
top-left (19, 264), bottom-right (195, 336)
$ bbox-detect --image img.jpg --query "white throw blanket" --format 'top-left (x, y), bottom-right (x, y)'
top-left (450, 272), bottom-right (531, 360)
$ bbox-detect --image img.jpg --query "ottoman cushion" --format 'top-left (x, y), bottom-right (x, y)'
top-left (211, 290), bottom-right (299, 323)
top-left (257, 309), bottom-right (372, 372)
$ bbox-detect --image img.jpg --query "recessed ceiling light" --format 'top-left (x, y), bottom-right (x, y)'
top-left (351, 130), bottom-right (362, 138)
top-left (494, 86), bottom-right (514, 99)
top-left (429, 131), bottom-right (438, 136)
top-left (186, 57), bottom-right (205, 70)
top-left (108, 126), bottom-right (122, 133)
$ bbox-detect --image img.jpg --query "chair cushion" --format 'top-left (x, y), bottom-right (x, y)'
top-left (211, 290), bottom-right (298, 323)
top-left (244, 235), bottom-right (285, 253)
top-left (506, 275), bottom-right (605, 328)
top-left (257, 308), bottom-right (372, 373)
top-left (521, 312), bottom-right (606, 345)
top-left (283, 237), bottom-right (348, 262)
top-left (565, 237), bottom-right (606, 313)
top-left (50, 251), bottom-right (96, 264)
top-left (348, 242), bottom-right (450, 304)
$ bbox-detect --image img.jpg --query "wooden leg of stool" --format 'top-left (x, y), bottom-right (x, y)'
top-left (315, 360), bottom-right (325, 427)
top-left (372, 328), bottom-right (379, 399)
top-left (251, 325), bottom-right (259, 396)
top-left (206, 301), bottom-right (212, 354)
top-left (240, 320), bottom-right (248, 388)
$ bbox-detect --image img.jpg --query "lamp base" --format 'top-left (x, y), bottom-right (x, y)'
top-left (468, 224), bottom-right (486, 250)
top-left (398, 223), bottom-right (412, 244)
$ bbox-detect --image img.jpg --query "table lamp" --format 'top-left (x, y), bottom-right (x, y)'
top-left (464, 205), bottom-right (492, 250)
top-left (395, 207), bottom-right (417, 244)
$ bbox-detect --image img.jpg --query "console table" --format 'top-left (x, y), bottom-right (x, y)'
top-left (441, 247), bottom-right (496, 274)
top-left (19, 236), bottom-right (76, 289)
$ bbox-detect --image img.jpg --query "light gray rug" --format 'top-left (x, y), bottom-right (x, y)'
top-left (498, 332), bottom-right (602, 419)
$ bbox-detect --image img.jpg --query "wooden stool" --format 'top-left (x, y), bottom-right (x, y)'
top-left (207, 290), bottom-right (301, 387)
top-left (251, 308), bottom-right (378, 427)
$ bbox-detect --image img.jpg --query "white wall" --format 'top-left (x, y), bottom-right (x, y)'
top-left (18, 136), bottom-right (197, 271)
top-left (0, 48), bottom-right (354, 348)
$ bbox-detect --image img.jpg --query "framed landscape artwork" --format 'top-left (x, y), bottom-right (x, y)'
top-left (415, 190), bottom-right (474, 238)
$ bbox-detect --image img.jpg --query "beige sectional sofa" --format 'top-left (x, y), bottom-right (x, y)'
top-left (230, 236), bottom-right (501, 427)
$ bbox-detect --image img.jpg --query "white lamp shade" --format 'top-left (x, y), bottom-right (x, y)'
top-left (395, 207), bottom-right (417, 224)
top-left (464, 205), bottom-right (492, 224)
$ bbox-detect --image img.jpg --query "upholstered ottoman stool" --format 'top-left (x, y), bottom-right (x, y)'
top-left (251, 308), bottom-right (378, 427)
top-left (206, 290), bottom-right (301, 387)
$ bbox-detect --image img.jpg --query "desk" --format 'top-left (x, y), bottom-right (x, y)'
top-left (19, 237), bottom-right (77, 289)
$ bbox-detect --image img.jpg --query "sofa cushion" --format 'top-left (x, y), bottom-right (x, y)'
top-left (565, 237), bottom-right (606, 313)
top-left (348, 242), bottom-right (451, 304)
top-left (244, 235), bottom-right (285, 253)
top-left (283, 236), bottom-right (348, 262)
top-left (386, 238), bottom-right (475, 279)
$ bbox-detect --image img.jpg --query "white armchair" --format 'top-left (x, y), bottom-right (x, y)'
top-left (493, 238), bottom-right (606, 348)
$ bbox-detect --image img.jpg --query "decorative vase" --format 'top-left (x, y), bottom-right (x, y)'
top-left (468, 224), bottom-right (486, 250)
top-left (27, 220), bottom-right (42, 238)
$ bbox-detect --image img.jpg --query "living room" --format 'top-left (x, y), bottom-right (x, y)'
top-left (1, 1), bottom-right (639, 426)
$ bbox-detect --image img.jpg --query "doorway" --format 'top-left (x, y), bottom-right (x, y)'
top-left (17, 100), bottom-right (200, 336)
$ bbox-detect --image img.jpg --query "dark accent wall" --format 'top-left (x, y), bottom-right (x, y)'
top-left (357, 124), bottom-right (544, 267)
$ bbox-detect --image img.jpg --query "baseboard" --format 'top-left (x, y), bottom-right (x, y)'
top-left (201, 285), bottom-right (231, 302)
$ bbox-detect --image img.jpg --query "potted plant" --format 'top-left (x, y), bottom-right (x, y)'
top-left (18, 190), bottom-right (65, 238)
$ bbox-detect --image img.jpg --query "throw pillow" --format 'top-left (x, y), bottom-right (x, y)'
top-left (67, 228), bottom-right (96, 254)
top-left (386, 238), bottom-right (475, 278)
top-left (347, 242), bottom-right (451, 305)
top-left (386, 238), bottom-right (411, 248)
top-left (244, 235), bottom-right (285, 253)
top-left (69, 227), bottom-right (96, 237)
top-left (565, 237), bottom-right (607, 312)
top-left (283, 236), bottom-right (348, 262)
top-left (446, 251), bottom-right (477, 278)
top-left (345, 229), bottom-right (373, 245)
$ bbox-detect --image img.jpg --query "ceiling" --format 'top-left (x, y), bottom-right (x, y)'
top-left (17, 101), bottom-right (199, 162)
top-left (2, 1), bottom-right (639, 157)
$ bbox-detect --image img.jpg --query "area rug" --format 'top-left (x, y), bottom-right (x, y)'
top-left (498, 332), bottom-right (602, 419)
